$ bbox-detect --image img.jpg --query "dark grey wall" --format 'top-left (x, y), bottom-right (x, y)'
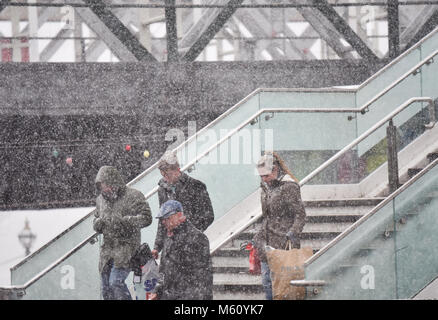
top-left (0, 60), bottom-right (385, 116)
top-left (0, 59), bottom-right (387, 140)
top-left (0, 60), bottom-right (387, 208)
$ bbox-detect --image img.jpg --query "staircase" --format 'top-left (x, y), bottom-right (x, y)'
top-left (406, 152), bottom-right (438, 180)
top-left (212, 198), bottom-right (384, 300)
top-left (294, 152), bottom-right (438, 300)
top-left (211, 155), bottom-right (438, 300)
top-left (2, 26), bottom-right (438, 300)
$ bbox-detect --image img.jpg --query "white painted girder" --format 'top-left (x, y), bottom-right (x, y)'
top-left (400, 5), bottom-right (438, 49)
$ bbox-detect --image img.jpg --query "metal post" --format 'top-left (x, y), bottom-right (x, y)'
top-left (165, 0), bottom-right (179, 61)
top-left (138, 1), bottom-right (152, 52)
top-left (11, 7), bottom-right (22, 62)
top-left (313, 0), bottom-right (378, 60)
top-left (388, 0), bottom-right (400, 58)
top-left (27, 0), bottom-right (39, 62)
top-left (74, 10), bottom-right (84, 62)
top-left (386, 119), bottom-right (400, 193)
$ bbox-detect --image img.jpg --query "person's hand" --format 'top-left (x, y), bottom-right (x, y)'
top-left (149, 293), bottom-right (158, 300)
top-left (151, 250), bottom-right (159, 260)
top-left (93, 218), bottom-right (106, 232)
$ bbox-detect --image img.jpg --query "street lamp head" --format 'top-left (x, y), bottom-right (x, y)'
top-left (18, 218), bottom-right (36, 256)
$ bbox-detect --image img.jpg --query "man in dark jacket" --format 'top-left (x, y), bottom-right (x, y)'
top-left (151, 200), bottom-right (213, 300)
top-left (93, 166), bottom-right (152, 300)
top-left (151, 152), bottom-right (214, 259)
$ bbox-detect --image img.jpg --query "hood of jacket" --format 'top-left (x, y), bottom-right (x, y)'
top-left (95, 166), bottom-right (126, 194)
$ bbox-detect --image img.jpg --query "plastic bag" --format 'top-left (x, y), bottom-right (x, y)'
top-left (132, 258), bottom-right (160, 300)
top-left (142, 259), bottom-right (160, 299)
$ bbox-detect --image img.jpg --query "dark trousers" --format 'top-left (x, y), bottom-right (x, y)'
top-left (261, 261), bottom-right (273, 300)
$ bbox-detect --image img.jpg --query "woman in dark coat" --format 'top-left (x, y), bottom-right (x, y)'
top-left (253, 152), bottom-right (306, 300)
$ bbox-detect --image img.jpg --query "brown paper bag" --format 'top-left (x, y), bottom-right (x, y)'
top-left (266, 243), bottom-right (313, 300)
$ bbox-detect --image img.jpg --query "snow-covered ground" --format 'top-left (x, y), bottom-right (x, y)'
top-left (0, 207), bottom-right (93, 286)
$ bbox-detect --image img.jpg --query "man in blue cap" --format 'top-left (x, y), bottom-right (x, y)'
top-left (152, 152), bottom-right (214, 260)
top-left (151, 200), bottom-right (213, 300)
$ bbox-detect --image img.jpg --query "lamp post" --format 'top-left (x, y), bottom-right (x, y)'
top-left (18, 218), bottom-right (36, 256)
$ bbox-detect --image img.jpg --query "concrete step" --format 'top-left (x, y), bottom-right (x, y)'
top-left (214, 240), bottom-right (326, 258)
top-left (233, 230), bottom-right (343, 242)
top-left (213, 272), bottom-right (262, 286)
top-left (303, 223), bottom-right (355, 233)
top-left (224, 232), bottom-right (339, 251)
top-left (211, 198), bottom-right (385, 300)
top-left (313, 200), bottom-right (435, 287)
top-left (305, 213), bottom-right (363, 223)
top-left (301, 231), bottom-right (342, 240)
top-left (213, 273), bottom-right (263, 297)
top-left (303, 198), bottom-right (385, 208)
top-left (301, 238), bottom-right (334, 252)
top-left (408, 168), bottom-right (423, 179)
top-left (213, 266), bottom-right (249, 273)
top-left (228, 213), bottom-right (416, 253)
top-left (305, 205), bottom-right (374, 218)
top-left (427, 152), bottom-right (438, 163)
top-left (212, 256), bottom-right (249, 268)
top-left (213, 247), bottom-right (249, 258)
top-left (217, 236), bottom-right (336, 253)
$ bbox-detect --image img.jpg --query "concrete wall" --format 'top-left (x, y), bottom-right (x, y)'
top-left (0, 60), bottom-right (384, 116)
top-left (0, 60), bottom-right (386, 208)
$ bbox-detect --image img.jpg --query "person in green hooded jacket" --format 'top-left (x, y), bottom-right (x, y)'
top-left (93, 166), bottom-right (152, 300)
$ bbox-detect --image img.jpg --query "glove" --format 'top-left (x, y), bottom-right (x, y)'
top-left (152, 280), bottom-right (163, 300)
top-left (93, 218), bottom-right (106, 233)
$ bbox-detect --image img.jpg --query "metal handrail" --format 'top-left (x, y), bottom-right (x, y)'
top-left (4, 96), bottom-right (434, 296)
top-left (1, 233), bottom-right (97, 295)
top-left (8, 26), bottom-right (438, 292)
top-left (0, 108), bottom-right (361, 296)
top-left (290, 280), bottom-right (327, 287)
top-left (358, 25), bottom-right (438, 90)
top-left (304, 99), bottom-right (437, 266)
top-left (300, 97), bottom-right (435, 185)
top-left (208, 97), bottom-right (435, 255)
top-left (129, 26), bottom-right (438, 185)
top-left (142, 107), bottom-right (363, 200)
top-left (10, 106), bottom-right (370, 270)
top-left (14, 35), bottom-right (438, 270)
top-left (126, 48), bottom-right (438, 203)
top-left (305, 155), bottom-right (438, 268)
top-left (1, 106), bottom-right (364, 295)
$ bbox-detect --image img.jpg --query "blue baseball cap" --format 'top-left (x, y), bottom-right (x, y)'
top-left (156, 200), bottom-right (184, 219)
